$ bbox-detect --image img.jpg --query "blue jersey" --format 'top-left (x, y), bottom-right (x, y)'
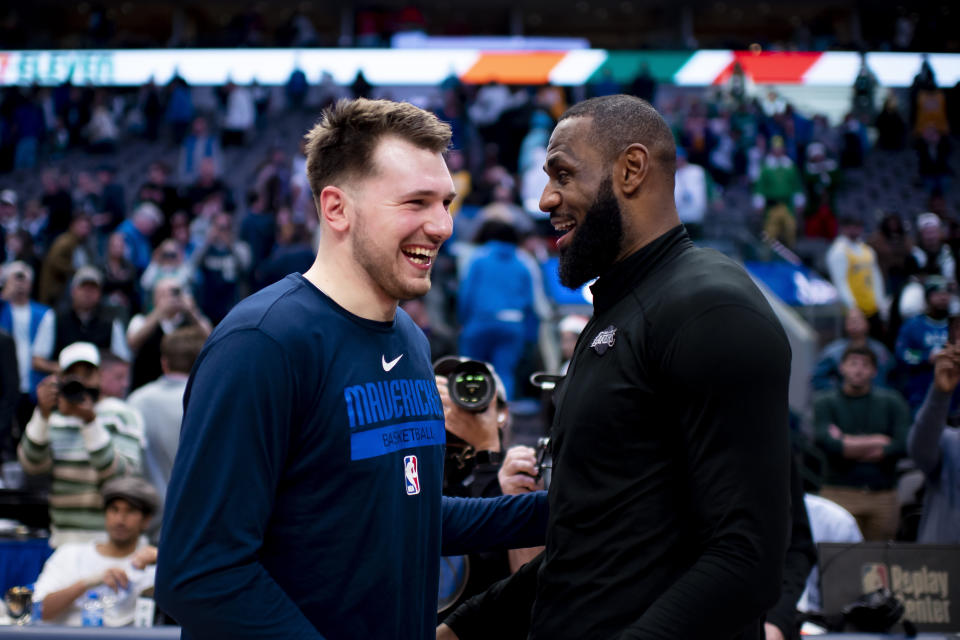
top-left (156, 274), bottom-right (547, 639)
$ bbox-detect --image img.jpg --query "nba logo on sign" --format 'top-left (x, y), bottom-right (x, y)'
top-left (403, 455), bottom-right (420, 495)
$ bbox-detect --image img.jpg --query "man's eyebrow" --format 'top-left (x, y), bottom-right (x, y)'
top-left (398, 189), bottom-right (458, 200)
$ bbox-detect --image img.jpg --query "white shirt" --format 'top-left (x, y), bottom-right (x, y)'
top-left (7, 303), bottom-right (54, 393)
top-left (798, 494), bottom-right (864, 612)
top-left (33, 542), bottom-right (156, 627)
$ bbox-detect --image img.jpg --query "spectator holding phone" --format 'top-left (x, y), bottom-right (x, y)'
top-left (126, 277), bottom-right (211, 392)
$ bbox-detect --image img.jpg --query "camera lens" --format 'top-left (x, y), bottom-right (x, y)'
top-left (449, 361), bottom-right (496, 413)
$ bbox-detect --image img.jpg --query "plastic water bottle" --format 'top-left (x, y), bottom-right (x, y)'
top-left (80, 591), bottom-right (103, 627)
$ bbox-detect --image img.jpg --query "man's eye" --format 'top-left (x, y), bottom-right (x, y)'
top-left (557, 172), bottom-right (571, 184)
top-left (407, 200), bottom-right (425, 207)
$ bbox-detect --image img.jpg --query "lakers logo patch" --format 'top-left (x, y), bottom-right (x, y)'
top-left (590, 325), bottom-right (617, 355)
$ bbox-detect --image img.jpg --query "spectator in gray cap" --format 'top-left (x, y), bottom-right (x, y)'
top-left (51, 266), bottom-right (131, 362)
top-left (32, 476), bottom-right (160, 626)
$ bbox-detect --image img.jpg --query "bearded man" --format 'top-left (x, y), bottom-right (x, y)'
top-left (440, 94), bottom-right (793, 640)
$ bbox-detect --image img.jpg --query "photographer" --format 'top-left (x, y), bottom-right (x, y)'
top-left (126, 277), bottom-right (211, 391)
top-left (436, 357), bottom-right (545, 621)
top-left (17, 342), bottom-right (141, 547)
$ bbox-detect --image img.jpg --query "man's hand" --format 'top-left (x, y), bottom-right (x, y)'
top-left (436, 376), bottom-right (500, 452)
top-left (498, 446), bottom-right (541, 495)
top-left (58, 394), bottom-right (97, 424)
top-left (131, 546), bottom-right (158, 570)
top-left (87, 567), bottom-right (129, 592)
top-left (933, 344), bottom-right (960, 393)
top-left (764, 622), bottom-right (785, 640)
top-left (36, 376), bottom-right (59, 419)
top-left (436, 623), bottom-right (459, 640)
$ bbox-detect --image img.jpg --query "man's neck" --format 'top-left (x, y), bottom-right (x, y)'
top-left (97, 540), bottom-right (137, 558)
top-left (302, 252), bottom-right (397, 323)
top-left (847, 336), bottom-right (868, 347)
top-left (8, 296), bottom-right (28, 307)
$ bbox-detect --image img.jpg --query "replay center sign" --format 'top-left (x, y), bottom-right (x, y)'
top-left (819, 543), bottom-right (959, 631)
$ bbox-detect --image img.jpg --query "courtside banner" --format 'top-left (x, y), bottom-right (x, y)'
top-left (0, 48), bottom-right (957, 87)
top-left (819, 542), bottom-right (960, 632)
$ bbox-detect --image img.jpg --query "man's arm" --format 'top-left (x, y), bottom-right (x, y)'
top-left (440, 552), bottom-right (542, 640)
top-left (154, 329), bottom-right (322, 639)
top-left (440, 492), bottom-right (547, 556)
top-left (620, 304), bottom-right (791, 639)
top-left (908, 347), bottom-right (960, 473)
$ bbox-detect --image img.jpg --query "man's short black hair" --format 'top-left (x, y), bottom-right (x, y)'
top-left (841, 344), bottom-right (877, 368)
top-left (560, 95), bottom-right (677, 176)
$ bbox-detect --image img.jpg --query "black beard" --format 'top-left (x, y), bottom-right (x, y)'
top-left (558, 177), bottom-right (624, 289)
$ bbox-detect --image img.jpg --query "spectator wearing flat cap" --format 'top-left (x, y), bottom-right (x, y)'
top-left (18, 343), bottom-right (142, 546)
top-left (52, 266), bottom-right (130, 363)
top-left (32, 476), bottom-right (159, 626)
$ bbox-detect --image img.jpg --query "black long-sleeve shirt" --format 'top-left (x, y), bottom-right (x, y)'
top-left (447, 225), bottom-right (792, 640)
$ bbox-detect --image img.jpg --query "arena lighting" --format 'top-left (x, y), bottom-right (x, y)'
top-left (0, 48), bottom-right (957, 87)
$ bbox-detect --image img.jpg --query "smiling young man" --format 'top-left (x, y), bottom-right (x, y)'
top-left (440, 94), bottom-right (792, 640)
top-left (155, 99), bottom-right (546, 640)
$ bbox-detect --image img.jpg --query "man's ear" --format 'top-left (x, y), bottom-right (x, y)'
top-left (318, 186), bottom-right (350, 233)
top-left (617, 143), bottom-right (650, 198)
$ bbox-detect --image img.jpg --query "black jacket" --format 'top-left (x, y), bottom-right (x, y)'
top-left (447, 226), bottom-right (793, 640)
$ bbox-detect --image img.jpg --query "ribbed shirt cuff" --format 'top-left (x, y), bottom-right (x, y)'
top-left (24, 409), bottom-right (50, 445)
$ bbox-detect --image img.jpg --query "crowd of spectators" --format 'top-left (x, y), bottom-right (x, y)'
top-left (0, 49), bottom-right (958, 631)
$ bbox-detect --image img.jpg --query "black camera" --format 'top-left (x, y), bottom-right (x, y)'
top-left (433, 357), bottom-right (498, 413)
top-left (58, 378), bottom-right (99, 404)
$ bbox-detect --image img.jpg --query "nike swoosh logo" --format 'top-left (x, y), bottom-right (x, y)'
top-left (382, 354), bottom-right (403, 372)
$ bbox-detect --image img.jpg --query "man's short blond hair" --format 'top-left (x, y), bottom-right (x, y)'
top-left (303, 98), bottom-right (451, 198)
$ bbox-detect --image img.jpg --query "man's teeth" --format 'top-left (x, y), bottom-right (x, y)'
top-left (552, 220), bottom-right (576, 232)
top-left (404, 247), bottom-right (436, 264)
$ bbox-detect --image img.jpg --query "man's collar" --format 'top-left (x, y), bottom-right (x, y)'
top-left (588, 225), bottom-right (692, 313)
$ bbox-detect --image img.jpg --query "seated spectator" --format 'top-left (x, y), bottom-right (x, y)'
top-left (0, 261), bottom-right (56, 432)
top-left (813, 345), bottom-right (910, 540)
top-left (895, 276), bottom-right (951, 412)
top-left (18, 343), bottom-right (142, 546)
top-left (812, 308), bottom-right (893, 391)
top-left (867, 214), bottom-right (913, 297)
top-left (117, 203), bottom-right (163, 273)
top-left (96, 165), bottom-right (126, 234)
top-left (796, 493), bottom-right (864, 613)
top-left (127, 278), bottom-right (211, 391)
top-left (53, 267), bottom-right (131, 363)
top-left (128, 327), bottom-right (206, 542)
top-left (221, 82), bottom-right (255, 147)
top-left (39, 213), bottom-right (96, 308)
top-left (907, 340), bottom-right (960, 543)
top-left (33, 477), bottom-right (160, 626)
top-left (190, 212), bottom-right (251, 325)
top-left (40, 169), bottom-right (74, 241)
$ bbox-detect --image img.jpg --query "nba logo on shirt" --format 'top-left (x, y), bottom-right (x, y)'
top-left (403, 455), bottom-right (420, 495)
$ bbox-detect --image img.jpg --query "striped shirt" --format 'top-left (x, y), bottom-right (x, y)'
top-left (18, 404), bottom-right (145, 532)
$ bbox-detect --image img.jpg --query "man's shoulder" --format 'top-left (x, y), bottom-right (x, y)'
top-left (872, 387), bottom-right (908, 407)
top-left (653, 247), bottom-right (774, 323)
